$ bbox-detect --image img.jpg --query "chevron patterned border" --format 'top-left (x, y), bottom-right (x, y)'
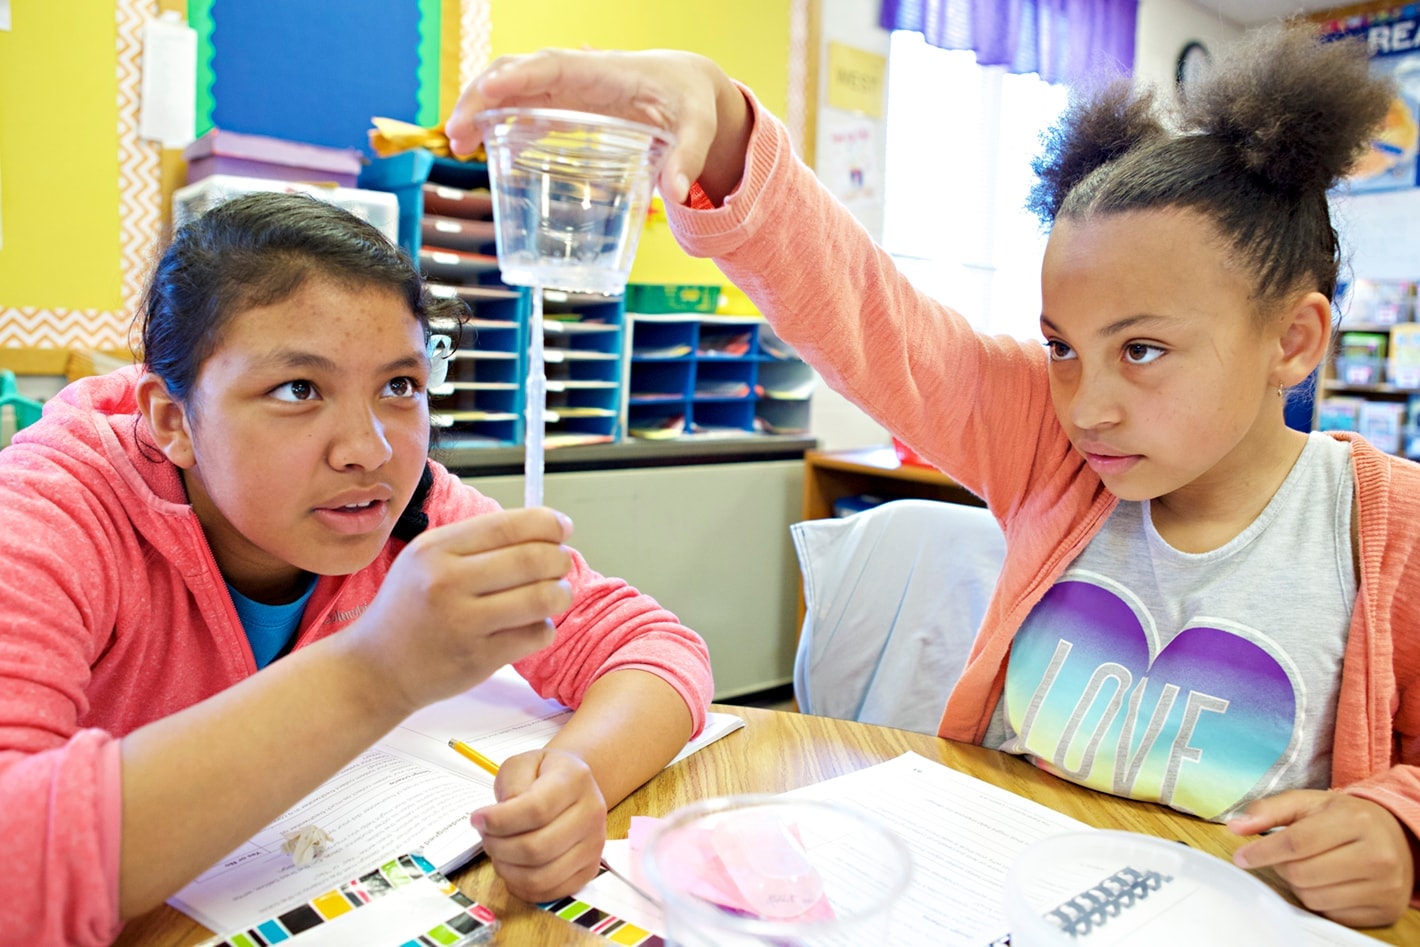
top-left (115, 0), bottom-right (163, 335)
top-left (460, 0), bottom-right (491, 90)
top-left (0, 0), bottom-right (160, 354)
top-left (787, 0), bottom-right (808, 155)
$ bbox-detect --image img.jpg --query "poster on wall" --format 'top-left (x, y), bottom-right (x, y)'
top-left (1323, 7), bottom-right (1420, 193)
top-left (819, 113), bottom-right (881, 207)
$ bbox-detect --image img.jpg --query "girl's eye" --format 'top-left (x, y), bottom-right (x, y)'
top-left (1044, 340), bottom-right (1077, 362)
top-left (1124, 343), bottom-right (1165, 365)
top-left (271, 380), bottom-right (318, 402)
top-left (383, 376), bottom-right (422, 399)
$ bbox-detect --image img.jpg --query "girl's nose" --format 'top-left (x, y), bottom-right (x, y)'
top-left (1066, 372), bottom-right (1123, 431)
top-left (329, 407), bottom-right (393, 470)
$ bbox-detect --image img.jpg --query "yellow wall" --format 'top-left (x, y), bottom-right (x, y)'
top-left (487, 0), bottom-right (791, 121)
top-left (488, 0), bottom-right (794, 289)
top-left (0, 0), bottom-right (123, 310)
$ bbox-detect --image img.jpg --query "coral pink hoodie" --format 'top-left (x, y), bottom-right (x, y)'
top-left (667, 91), bottom-right (1420, 845)
top-left (0, 367), bottom-right (712, 945)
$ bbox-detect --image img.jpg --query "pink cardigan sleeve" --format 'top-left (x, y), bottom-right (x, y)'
top-left (665, 87), bottom-right (1071, 518)
top-left (1335, 445), bottom-right (1420, 890)
top-left (421, 463), bottom-right (714, 735)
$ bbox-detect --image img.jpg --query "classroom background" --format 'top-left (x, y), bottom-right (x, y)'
top-left (1, 0), bottom-right (1415, 704)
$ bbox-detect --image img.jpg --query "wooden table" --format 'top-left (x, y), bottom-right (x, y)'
top-left (117, 706), bottom-right (1419, 945)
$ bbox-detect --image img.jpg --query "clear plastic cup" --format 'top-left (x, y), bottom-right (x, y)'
top-left (1003, 830), bottom-right (1302, 947)
top-left (472, 108), bottom-right (675, 295)
top-left (640, 795), bottom-right (912, 946)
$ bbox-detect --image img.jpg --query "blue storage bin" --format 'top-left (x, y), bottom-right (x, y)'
top-left (358, 149), bottom-right (436, 260)
top-left (0, 370), bottom-right (44, 445)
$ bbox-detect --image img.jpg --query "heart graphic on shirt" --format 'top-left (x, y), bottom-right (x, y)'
top-left (1005, 579), bottom-right (1297, 819)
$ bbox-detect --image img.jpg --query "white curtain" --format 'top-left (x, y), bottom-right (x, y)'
top-left (882, 31), bottom-right (1068, 340)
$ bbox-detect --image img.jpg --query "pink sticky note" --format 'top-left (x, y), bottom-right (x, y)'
top-left (639, 814), bottom-right (835, 923)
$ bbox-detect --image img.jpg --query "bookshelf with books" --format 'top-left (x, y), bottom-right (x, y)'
top-left (1316, 278), bottom-right (1420, 459)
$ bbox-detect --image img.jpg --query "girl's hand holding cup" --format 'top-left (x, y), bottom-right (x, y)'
top-left (445, 48), bottom-right (753, 206)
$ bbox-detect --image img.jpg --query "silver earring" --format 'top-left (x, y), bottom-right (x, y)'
top-left (1276, 384), bottom-right (1285, 397)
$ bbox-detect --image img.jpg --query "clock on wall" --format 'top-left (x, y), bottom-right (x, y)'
top-left (1176, 41), bottom-right (1212, 100)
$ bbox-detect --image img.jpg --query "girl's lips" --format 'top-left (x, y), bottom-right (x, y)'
top-left (312, 499), bottom-right (389, 535)
top-left (1083, 451), bottom-right (1141, 475)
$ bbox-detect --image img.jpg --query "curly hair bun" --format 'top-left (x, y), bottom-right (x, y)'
top-left (1181, 24), bottom-right (1393, 197)
top-left (1028, 80), bottom-right (1162, 224)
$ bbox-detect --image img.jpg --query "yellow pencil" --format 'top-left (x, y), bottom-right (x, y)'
top-left (448, 738), bottom-right (500, 776)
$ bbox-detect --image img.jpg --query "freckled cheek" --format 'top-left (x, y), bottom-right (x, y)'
top-left (390, 414), bottom-right (430, 451)
top-left (390, 421), bottom-right (432, 479)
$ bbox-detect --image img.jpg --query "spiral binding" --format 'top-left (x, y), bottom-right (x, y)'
top-left (1044, 865), bottom-right (1175, 938)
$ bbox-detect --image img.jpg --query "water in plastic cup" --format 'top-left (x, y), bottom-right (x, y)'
top-left (1003, 830), bottom-right (1303, 947)
top-left (640, 795), bottom-right (912, 946)
top-left (472, 108), bottom-right (675, 296)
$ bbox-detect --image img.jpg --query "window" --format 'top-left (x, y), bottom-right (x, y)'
top-left (882, 30), bottom-right (1068, 340)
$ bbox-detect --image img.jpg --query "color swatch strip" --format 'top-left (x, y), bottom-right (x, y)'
top-left (199, 853), bottom-right (497, 947)
top-left (540, 886), bottom-right (665, 946)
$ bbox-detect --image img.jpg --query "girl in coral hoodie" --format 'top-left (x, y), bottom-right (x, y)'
top-left (0, 191), bottom-right (712, 945)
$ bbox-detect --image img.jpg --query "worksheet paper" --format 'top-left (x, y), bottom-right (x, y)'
top-left (169, 667), bottom-right (743, 933)
top-left (593, 751), bottom-right (1090, 943)
top-left (592, 752), bottom-right (1382, 946)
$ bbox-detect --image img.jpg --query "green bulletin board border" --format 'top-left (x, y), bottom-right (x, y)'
top-left (417, 0), bottom-right (442, 127)
top-left (189, 0), bottom-right (215, 137)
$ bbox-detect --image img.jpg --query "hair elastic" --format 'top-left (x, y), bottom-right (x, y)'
top-left (428, 335), bottom-right (454, 390)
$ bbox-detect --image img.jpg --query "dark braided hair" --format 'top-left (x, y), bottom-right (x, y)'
top-left (137, 190), bottom-right (469, 538)
top-left (1028, 23), bottom-right (1393, 311)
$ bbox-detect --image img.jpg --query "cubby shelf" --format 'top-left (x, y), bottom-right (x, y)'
top-left (361, 148), bottom-right (812, 448)
top-left (626, 314), bottom-right (813, 440)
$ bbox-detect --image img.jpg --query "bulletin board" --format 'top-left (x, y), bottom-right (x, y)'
top-left (188, 0), bottom-right (444, 151)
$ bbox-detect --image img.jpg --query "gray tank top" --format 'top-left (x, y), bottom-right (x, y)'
top-left (984, 433), bottom-right (1356, 821)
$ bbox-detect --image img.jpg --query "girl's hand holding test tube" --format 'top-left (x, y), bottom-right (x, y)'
top-left (347, 509), bottom-right (607, 903)
top-left (340, 507), bottom-right (575, 712)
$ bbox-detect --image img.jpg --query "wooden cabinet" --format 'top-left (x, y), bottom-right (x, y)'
top-left (801, 446), bottom-right (982, 521)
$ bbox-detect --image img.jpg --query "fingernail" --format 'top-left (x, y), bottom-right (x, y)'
top-left (556, 511), bottom-right (574, 535)
top-left (674, 173), bottom-right (691, 204)
top-left (469, 812), bottom-right (487, 832)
